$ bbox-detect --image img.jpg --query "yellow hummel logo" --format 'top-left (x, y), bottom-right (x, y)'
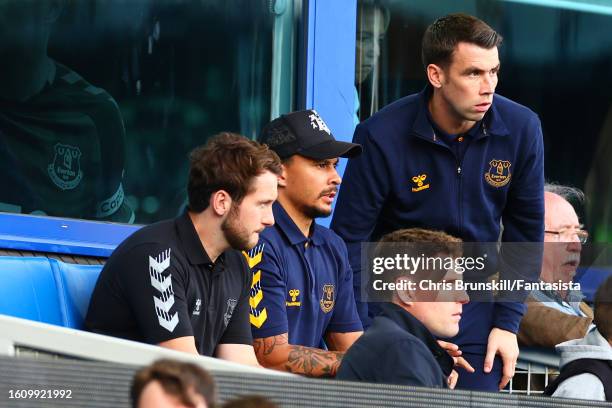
top-left (411, 174), bottom-right (430, 192)
top-left (286, 289), bottom-right (301, 307)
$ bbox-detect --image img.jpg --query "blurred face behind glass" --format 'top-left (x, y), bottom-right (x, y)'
top-left (0, 0), bottom-right (58, 52)
top-left (355, 6), bottom-right (386, 85)
top-left (542, 192), bottom-right (583, 294)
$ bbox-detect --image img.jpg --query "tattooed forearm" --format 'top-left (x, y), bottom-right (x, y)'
top-left (253, 338), bottom-right (263, 356)
top-left (253, 333), bottom-right (289, 356)
top-left (253, 333), bottom-right (344, 377)
top-left (286, 346), bottom-right (343, 377)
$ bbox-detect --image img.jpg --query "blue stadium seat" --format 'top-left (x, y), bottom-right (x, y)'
top-left (0, 257), bottom-right (64, 325)
top-left (51, 260), bottom-right (102, 329)
top-left (0, 256), bottom-right (102, 329)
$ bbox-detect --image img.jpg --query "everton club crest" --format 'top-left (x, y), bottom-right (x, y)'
top-left (319, 284), bottom-right (335, 313)
top-left (48, 143), bottom-right (83, 190)
top-left (484, 159), bottom-right (511, 188)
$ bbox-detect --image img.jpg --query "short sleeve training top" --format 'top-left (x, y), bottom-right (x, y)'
top-left (85, 212), bottom-right (252, 355)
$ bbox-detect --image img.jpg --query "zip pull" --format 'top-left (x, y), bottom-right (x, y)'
top-left (457, 166), bottom-right (462, 175)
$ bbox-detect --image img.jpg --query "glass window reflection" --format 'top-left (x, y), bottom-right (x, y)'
top-left (0, 0), bottom-right (299, 224)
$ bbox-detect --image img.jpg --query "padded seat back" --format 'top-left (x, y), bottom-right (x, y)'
top-left (51, 260), bottom-right (103, 329)
top-left (0, 257), bottom-right (64, 325)
top-left (0, 256), bottom-right (102, 329)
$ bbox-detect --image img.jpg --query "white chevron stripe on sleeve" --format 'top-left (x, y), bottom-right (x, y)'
top-left (150, 273), bottom-right (172, 293)
top-left (157, 312), bottom-right (179, 332)
top-left (154, 293), bottom-right (175, 313)
top-left (149, 249), bottom-right (171, 274)
top-left (148, 248), bottom-right (178, 333)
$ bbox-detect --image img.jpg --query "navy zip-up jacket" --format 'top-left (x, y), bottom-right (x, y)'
top-left (331, 87), bottom-right (544, 337)
top-left (337, 302), bottom-right (454, 387)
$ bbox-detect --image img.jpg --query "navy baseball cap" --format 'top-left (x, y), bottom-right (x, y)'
top-left (258, 110), bottom-right (362, 160)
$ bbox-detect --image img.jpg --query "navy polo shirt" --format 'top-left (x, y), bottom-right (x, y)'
top-left (247, 202), bottom-right (362, 347)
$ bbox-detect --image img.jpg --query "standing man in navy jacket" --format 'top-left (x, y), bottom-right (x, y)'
top-left (331, 13), bottom-right (544, 391)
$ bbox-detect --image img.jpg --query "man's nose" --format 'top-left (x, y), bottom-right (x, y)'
top-left (457, 289), bottom-right (470, 304)
top-left (566, 237), bottom-right (582, 252)
top-left (372, 40), bottom-right (381, 59)
top-left (481, 74), bottom-right (496, 94)
top-left (330, 168), bottom-right (342, 185)
top-left (262, 208), bottom-right (275, 227)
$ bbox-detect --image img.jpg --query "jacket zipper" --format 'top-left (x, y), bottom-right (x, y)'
top-left (414, 123), bottom-right (488, 240)
top-left (433, 129), bottom-right (464, 237)
top-left (456, 158), bottom-right (463, 238)
top-left (456, 124), bottom-right (488, 238)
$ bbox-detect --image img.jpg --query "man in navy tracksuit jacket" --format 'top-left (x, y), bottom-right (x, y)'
top-left (331, 14), bottom-right (544, 391)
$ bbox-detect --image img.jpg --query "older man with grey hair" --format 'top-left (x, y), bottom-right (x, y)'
top-left (517, 183), bottom-right (593, 348)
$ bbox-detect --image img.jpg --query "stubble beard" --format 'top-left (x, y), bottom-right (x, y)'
top-left (221, 205), bottom-right (255, 251)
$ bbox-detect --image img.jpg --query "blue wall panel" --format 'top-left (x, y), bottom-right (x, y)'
top-left (0, 213), bottom-right (140, 257)
top-left (306, 0), bottom-right (357, 227)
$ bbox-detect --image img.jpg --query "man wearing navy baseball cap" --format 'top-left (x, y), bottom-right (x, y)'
top-left (244, 110), bottom-right (364, 377)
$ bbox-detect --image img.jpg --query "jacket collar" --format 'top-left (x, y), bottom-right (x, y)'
top-left (272, 202), bottom-right (325, 246)
top-left (378, 302), bottom-right (454, 376)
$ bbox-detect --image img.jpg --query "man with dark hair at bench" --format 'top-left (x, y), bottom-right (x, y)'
top-left (337, 228), bottom-right (471, 388)
top-left (247, 110), bottom-right (364, 377)
top-left (131, 359), bottom-right (216, 408)
top-left (86, 133), bottom-right (281, 365)
top-left (544, 276), bottom-right (612, 402)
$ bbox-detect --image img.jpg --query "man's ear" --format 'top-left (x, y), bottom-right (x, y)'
top-left (210, 190), bottom-right (232, 216)
top-left (277, 164), bottom-right (288, 188)
top-left (426, 63), bottom-right (445, 89)
top-left (395, 277), bottom-right (414, 306)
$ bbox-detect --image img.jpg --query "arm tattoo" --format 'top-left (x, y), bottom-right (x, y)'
top-left (253, 338), bottom-right (263, 356)
top-left (286, 346), bottom-right (343, 377)
top-left (253, 334), bottom-right (344, 377)
top-left (253, 333), bottom-right (289, 356)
